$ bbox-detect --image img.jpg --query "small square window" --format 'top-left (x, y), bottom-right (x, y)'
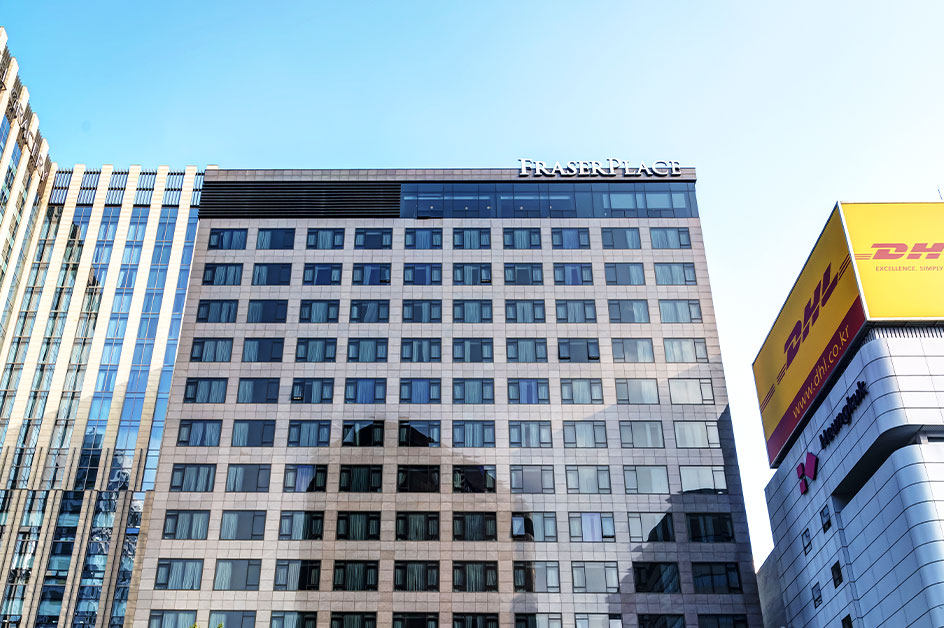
top-left (801, 528), bottom-right (812, 555)
top-left (811, 582), bottom-right (822, 608)
top-left (821, 505), bottom-right (831, 533)
top-left (831, 561), bottom-right (843, 588)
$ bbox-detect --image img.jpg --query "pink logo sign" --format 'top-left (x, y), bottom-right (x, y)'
top-left (797, 453), bottom-right (818, 495)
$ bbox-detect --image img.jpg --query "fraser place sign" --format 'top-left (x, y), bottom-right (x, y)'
top-left (517, 158), bottom-right (683, 178)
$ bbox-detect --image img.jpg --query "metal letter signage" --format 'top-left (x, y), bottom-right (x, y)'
top-left (819, 381), bottom-right (867, 450)
top-left (517, 158), bottom-right (682, 178)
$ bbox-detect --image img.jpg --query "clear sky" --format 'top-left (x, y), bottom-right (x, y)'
top-left (5, 1), bottom-right (944, 566)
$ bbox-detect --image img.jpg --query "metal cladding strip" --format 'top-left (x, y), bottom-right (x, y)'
top-left (199, 181), bottom-right (402, 218)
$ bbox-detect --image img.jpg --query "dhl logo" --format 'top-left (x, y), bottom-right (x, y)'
top-left (855, 243), bottom-right (944, 261)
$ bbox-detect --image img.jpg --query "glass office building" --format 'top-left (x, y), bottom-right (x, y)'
top-left (130, 168), bottom-right (762, 628)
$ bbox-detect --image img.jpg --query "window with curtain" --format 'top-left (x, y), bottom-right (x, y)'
top-left (659, 299), bottom-right (702, 323)
top-left (650, 227), bottom-right (691, 249)
top-left (352, 263), bottom-right (391, 285)
top-left (558, 339), bottom-right (600, 362)
top-left (208, 228), bottom-right (247, 250)
top-left (349, 300), bottom-right (389, 323)
top-left (575, 615), bottom-right (624, 628)
top-left (306, 227), bottom-right (344, 249)
top-left (680, 466), bottom-right (727, 494)
top-left (654, 262), bottom-right (697, 285)
top-left (509, 421), bottom-right (553, 447)
top-left (330, 614), bottom-right (376, 628)
top-left (149, 611), bottom-right (198, 628)
top-left (348, 338), bottom-right (389, 362)
top-left (674, 421), bottom-right (720, 448)
top-left (633, 563), bottom-right (681, 593)
top-left (453, 263), bottom-right (492, 285)
top-left (511, 512), bottom-right (557, 542)
top-left (452, 562), bottom-right (498, 592)
top-left (513, 561), bottom-right (560, 593)
top-left (571, 562), bottom-right (619, 593)
top-left (397, 465), bottom-right (440, 492)
top-left (628, 513), bottom-right (675, 542)
top-left (669, 378), bottom-right (714, 404)
top-left (555, 299), bottom-right (596, 323)
top-left (247, 299), bottom-right (288, 323)
top-left (403, 299), bottom-right (442, 323)
top-left (283, 465), bottom-right (328, 493)
top-left (568, 512), bottom-right (616, 542)
top-left (256, 227), bottom-right (295, 250)
top-left (299, 299), bottom-right (340, 323)
top-left (563, 421), bottom-right (607, 448)
top-left (332, 561), bottom-right (379, 591)
top-left (508, 379), bottom-right (550, 404)
top-left (453, 228), bottom-right (491, 249)
top-left (278, 511), bottom-right (324, 540)
top-left (398, 420), bottom-right (441, 447)
top-left (452, 379), bottom-right (494, 404)
top-left (453, 421), bottom-right (495, 448)
top-left (274, 559), bottom-right (320, 591)
top-left (612, 338), bottom-right (654, 362)
top-left (213, 559), bottom-right (261, 591)
top-left (208, 612), bottom-right (256, 628)
top-left (452, 512), bottom-right (497, 541)
top-left (687, 513), bottom-right (735, 543)
top-left (344, 378), bottom-right (386, 403)
top-left (303, 263), bottom-right (342, 285)
top-left (341, 420), bottom-right (384, 447)
top-left (154, 559), bottom-right (202, 590)
top-left (336, 512), bottom-right (381, 540)
top-left (405, 228), bottom-right (443, 249)
top-left (219, 510), bottom-right (266, 540)
top-left (404, 263), bottom-right (442, 285)
top-left (162, 511), bottom-right (210, 540)
top-left (399, 379), bottom-right (441, 403)
top-left (241, 338), bottom-right (284, 362)
top-left (393, 614), bottom-right (438, 628)
top-left (354, 228), bottom-right (392, 249)
top-left (202, 263), bottom-right (242, 286)
top-left (251, 263), bottom-right (292, 286)
top-left (608, 299), bottom-right (649, 323)
top-left (506, 338), bottom-right (547, 362)
top-left (503, 227), bottom-right (541, 249)
top-left (624, 466), bottom-right (670, 494)
top-left (664, 338), bottom-right (708, 362)
top-left (393, 561), bottom-right (439, 591)
top-left (196, 299), bottom-right (239, 323)
top-left (290, 379), bottom-right (334, 404)
top-left (515, 614), bottom-right (563, 628)
top-left (551, 227), bottom-right (590, 249)
top-left (452, 465), bottom-right (496, 493)
top-left (183, 378), bottom-right (227, 403)
top-left (402, 338), bottom-right (442, 362)
top-left (510, 465), bottom-right (555, 493)
top-left (176, 420), bottom-right (222, 446)
top-left (616, 379), bottom-right (659, 404)
top-left (604, 262), bottom-right (645, 285)
top-left (236, 378), bottom-right (279, 403)
top-left (565, 466), bottom-right (611, 494)
top-left (453, 615), bottom-right (498, 628)
top-left (561, 379), bottom-right (604, 404)
top-left (169, 464), bottom-right (215, 492)
top-left (553, 263), bottom-right (593, 285)
top-left (620, 423), bottom-right (663, 450)
top-left (295, 338), bottom-right (337, 362)
top-left (338, 465), bottom-right (383, 492)
top-left (189, 338), bottom-right (233, 362)
top-left (395, 512), bottom-right (439, 541)
top-left (504, 263), bottom-right (543, 285)
top-left (271, 612), bottom-right (318, 628)
top-left (601, 227), bottom-right (641, 249)
top-left (229, 421), bottom-right (276, 448)
top-left (453, 300), bottom-right (492, 323)
top-left (225, 464), bottom-right (270, 492)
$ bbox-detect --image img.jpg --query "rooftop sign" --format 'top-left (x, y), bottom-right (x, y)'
top-left (518, 158), bottom-right (682, 178)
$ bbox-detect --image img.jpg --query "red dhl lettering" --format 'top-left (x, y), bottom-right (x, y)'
top-left (866, 242), bottom-right (944, 260)
top-left (783, 264), bottom-right (839, 370)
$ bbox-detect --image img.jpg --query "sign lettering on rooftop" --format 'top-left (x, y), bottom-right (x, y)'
top-left (518, 158), bottom-right (682, 178)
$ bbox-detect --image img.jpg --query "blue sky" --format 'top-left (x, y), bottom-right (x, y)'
top-left (5, 1), bottom-right (944, 565)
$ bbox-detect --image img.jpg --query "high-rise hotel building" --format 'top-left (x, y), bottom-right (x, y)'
top-left (129, 167), bottom-right (763, 628)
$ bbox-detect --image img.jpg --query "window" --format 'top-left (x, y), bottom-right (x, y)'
top-left (453, 420), bottom-right (495, 447)
top-left (220, 511), bottom-right (266, 540)
top-left (333, 561), bottom-right (379, 590)
top-left (513, 561), bottom-right (560, 593)
top-left (669, 379), bottom-right (714, 404)
top-left (249, 299), bottom-right (289, 323)
top-left (509, 421), bottom-right (552, 448)
top-left (278, 511), bottom-right (324, 540)
top-left (620, 421), bottom-right (665, 448)
top-left (232, 420), bottom-right (275, 447)
top-left (150, 612), bottom-right (198, 628)
top-left (687, 514), bottom-right (735, 543)
top-left (812, 582), bottom-right (823, 608)
top-left (348, 338), bottom-right (389, 362)
top-left (563, 421), bottom-right (607, 448)
top-left (214, 559), bottom-right (261, 591)
top-left (561, 379), bottom-right (603, 404)
top-left (339, 465), bottom-right (383, 492)
top-left (516, 615), bottom-right (562, 628)
top-left (452, 338), bottom-right (492, 362)
top-left (393, 614), bottom-right (437, 628)
top-left (183, 378), bottom-right (227, 403)
top-left (650, 227), bottom-right (691, 249)
top-left (453, 228), bottom-right (490, 249)
top-left (692, 563), bottom-right (742, 594)
top-left (177, 420), bottom-right (222, 446)
top-left (399, 378), bottom-right (441, 403)
top-left (453, 263), bottom-right (492, 285)
top-left (393, 562), bottom-right (439, 591)
top-left (349, 300), bottom-right (389, 323)
top-left (197, 299), bottom-right (238, 323)
top-left (681, 466), bottom-right (727, 494)
top-left (831, 561), bottom-right (843, 587)
top-left (296, 338), bottom-right (337, 362)
top-left (242, 338), bottom-right (284, 362)
top-left (452, 562), bottom-right (498, 592)
top-left (665, 338), bottom-right (708, 362)
top-left (510, 465), bottom-right (554, 494)
top-left (330, 614), bottom-right (376, 628)
top-left (354, 228), bottom-right (392, 249)
top-left (344, 378), bottom-right (386, 403)
top-left (190, 338), bottom-right (233, 362)
top-left (616, 378), bottom-right (659, 404)
top-left (576, 616), bottom-right (622, 628)
top-left (605, 262), bottom-right (645, 285)
top-left (506, 338), bottom-right (547, 362)
top-left (556, 299), bottom-right (596, 323)
top-left (507, 378), bottom-right (550, 405)
top-left (568, 513), bottom-right (615, 542)
top-left (396, 512), bottom-right (439, 541)
top-left (299, 299), bottom-right (339, 323)
top-left (821, 505), bottom-right (832, 532)
top-left (352, 263), bottom-right (391, 285)
top-left (698, 617), bottom-right (748, 628)
top-left (455, 616), bottom-right (498, 628)
top-left (566, 466), bottom-right (611, 494)
top-left (504, 227), bottom-right (541, 249)
top-left (554, 263), bottom-right (593, 285)
top-left (283, 465), bottom-right (327, 493)
top-left (840, 617), bottom-right (853, 628)
top-left (203, 263), bottom-right (242, 286)
top-left (226, 464), bottom-right (270, 492)
top-left (209, 612), bottom-right (255, 628)
top-left (404, 263), bottom-right (442, 285)
top-left (506, 299), bottom-right (545, 323)
top-left (307, 227), bottom-right (344, 249)
top-left (612, 338), bottom-right (654, 362)
top-left (236, 378), bottom-right (279, 404)
top-left (303, 263), bottom-right (342, 285)
top-left (453, 512), bottom-right (497, 541)
top-left (397, 465), bottom-right (440, 492)
top-left (405, 227), bottom-right (442, 249)
top-left (398, 420), bottom-right (441, 447)
top-left (163, 511), bottom-right (210, 540)
top-left (629, 513), bottom-right (674, 542)
top-left (453, 465), bottom-right (496, 493)
top-left (453, 299), bottom-right (492, 323)
top-left (654, 262), bottom-right (696, 285)
top-left (624, 466), bottom-right (670, 494)
top-left (341, 420), bottom-right (384, 447)
top-left (633, 563), bottom-right (680, 593)
top-left (402, 338), bottom-right (441, 362)
top-left (608, 299), bottom-right (649, 323)
top-left (274, 559), bottom-right (320, 591)
top-left (512, 512), bottom-right (557, 542)
top-left (256, 228), bottom-right (294, 250)
top-left (552, 227), bottom-right (590, 249)
top-left (169, 464), bottom-right (215, 492)
top-left (572, 562), bottom-right (619, 593)
top-left (558, 339), bottom-right (600, 362)
top-left (453, 378), bottom-right (494, 404)
top-left (271, 613), bottom-right (317, 628)
top-left (209, 228), bottom-right (247, 250)
top-left (601, 227), bottom-right (641, 249)
top-left (802, 528), bottom-right (812, 554)
top-left (404, 299), bottom-right (442, 323)
top-left (154, 559), bottom-right (203, 590)
top-left (336, 512), bottom-right (381, 540)
top-left (290, 379), bottom-right (334, 404)
top-left (659, 299), bottom-right (702, 323)
top-left (675, 422), bottom-right (720, 448)
top-left (252, 263), bottom-right (292, 286)
top-left (504, 263), bottom-right (543, 285)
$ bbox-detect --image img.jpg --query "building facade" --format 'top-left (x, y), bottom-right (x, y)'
top-left (130, 168), bottom-right (762, 628)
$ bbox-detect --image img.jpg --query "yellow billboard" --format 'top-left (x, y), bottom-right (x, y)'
top-left (753, 208), bottom-right (866, 466)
